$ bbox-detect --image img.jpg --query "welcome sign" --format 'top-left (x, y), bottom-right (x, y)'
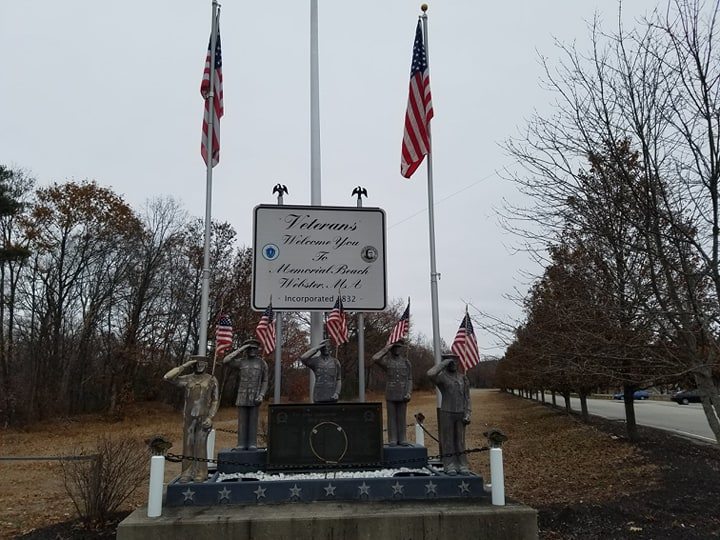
top-left (252, 205), bottom-right (387, 311)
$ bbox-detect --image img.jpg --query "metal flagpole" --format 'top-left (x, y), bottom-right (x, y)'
top-left (273, 184), bottom-right (288, 403)
top-left (198, 0), bottom-right (220, 357)
top-left (420, 6), bottom-right (442, 408)
top-left (309, 0), bottom-right (322, 401)
top-left (353, 186), bottom-right (368, 402)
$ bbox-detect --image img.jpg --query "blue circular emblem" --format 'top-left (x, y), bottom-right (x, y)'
top-left (262, 244), bottom-right (279, 261)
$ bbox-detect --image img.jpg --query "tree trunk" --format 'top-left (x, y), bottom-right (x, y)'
top-left (693, 368), bottom-right (720, 443)
top-left (563, 391), bottom-right (571, 414)
top-left (623, 385), bottom-right (639, 441)
top-left (541, 389), bottom-right (546, 404)
top-left (551, 391), bottom-right (557, 407)
top-left (579, 391), bottom-right (589, 423)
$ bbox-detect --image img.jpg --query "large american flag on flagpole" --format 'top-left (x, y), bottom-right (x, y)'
top-left (326, 296), bottom-right (349, 346)
top-left (215, 314), bottom-right (233, 356)
top-left (451, 311), bottom-right (480, 371)
top-left (201, 20), bottom-right (224, 167)
top-left (387, 301), bottom-right (410, 344)
top-left (401, 19), bottom-right (433, 179)
top-left (255, 303), bottom-right (276, 354)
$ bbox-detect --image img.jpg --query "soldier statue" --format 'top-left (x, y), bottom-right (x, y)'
top-left (300, 339), bottom-right (341, 403)
top-left (371, 339), bottom-right (413, 445)
top-left (222, 338), bottom-right (269, 450)
top-left (427, 353), bottom-right (471, 475)
top-left (163, 355), bottom-right (219, 483)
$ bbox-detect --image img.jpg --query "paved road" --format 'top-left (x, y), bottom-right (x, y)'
top-left (544, 394), bottom-right (716, 443)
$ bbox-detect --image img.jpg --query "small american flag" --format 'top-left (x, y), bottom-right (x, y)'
top-left (200, 17), bottom-right (224, 167)
top-left (255, 303), bottom-right (276, 354)
top-left (326, 296), bottom-right (349, 346)
top-left (401, 19), bottom-right (433, 179)
top-left (387, 301), bottom-right (410, 345)
top-left (451, 311), bottom-right (480, 371)
top-left (215, 314), bottom-right (233, 356)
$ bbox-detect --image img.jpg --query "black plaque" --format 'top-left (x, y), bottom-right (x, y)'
top-left (267, 402), bottom-right (383, 469)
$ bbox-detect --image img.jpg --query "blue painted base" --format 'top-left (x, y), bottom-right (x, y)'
top-left (165, 472), bottom-right (486, 506)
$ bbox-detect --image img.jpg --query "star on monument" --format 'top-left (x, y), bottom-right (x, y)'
top-left (324, 483), bottom-right (337, 497)
top-left (182, 487), bottom-right (195, 502)
top-left (425, 480), bottom-right (438, 496)
top-left (391, 481), bottom-right (405, 496)
top-left (358, 481), bottom-right (371, 497)
top-left (458, 481), bottom-right (471, 495)
top-left (217, 486), bottom-right (231, 503)
top-left (254, 485), bottom-right (267, 500)
top-left (289, 484), bottom-right (302, 499)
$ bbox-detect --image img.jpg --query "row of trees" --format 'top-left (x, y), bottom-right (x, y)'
top-left (496, 0), bottom-right (720, 442)
top-left (1, 166), bottom-right (481, 426)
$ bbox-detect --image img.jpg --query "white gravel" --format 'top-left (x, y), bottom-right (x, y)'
top-left (217, 467), bottom-right (430, 482)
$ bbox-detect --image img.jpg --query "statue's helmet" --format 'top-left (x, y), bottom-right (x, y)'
top-left (191, 354), bottom-right (208, 372)
top-left (238, 338), bottom-right (261, 354)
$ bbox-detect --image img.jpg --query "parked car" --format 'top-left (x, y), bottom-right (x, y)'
top-left (612, 390), bottom-right (650, 400)
top-left (671, 389), bottom-right (702, 405)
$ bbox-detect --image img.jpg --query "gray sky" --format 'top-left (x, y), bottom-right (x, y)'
top-left (1, 1), bottom-right (659, 356)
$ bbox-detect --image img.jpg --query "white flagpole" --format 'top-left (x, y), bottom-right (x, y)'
top-left (198, 1), bottom-right (220, 357)
top-left (309, 0), bottom-right (322, 401)
top-left (420, 6), bottom-right (443, 407)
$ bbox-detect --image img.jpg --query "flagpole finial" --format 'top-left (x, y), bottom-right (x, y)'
top-left (421, 4), bottom-right (428, 12)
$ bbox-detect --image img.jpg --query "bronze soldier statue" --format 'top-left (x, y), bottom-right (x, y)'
top-left (427, 353), bottom-right (471, 475)
top-left (222, 338), bottom-right (269, 450)
top-left (300, 339), bottom-right (341, 403)
top-left (163, 355), bottom-right (219, 483)
top-left (371, 339), bottom-right (412, 445)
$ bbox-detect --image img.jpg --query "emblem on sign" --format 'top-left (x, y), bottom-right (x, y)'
top-left (262, 244), bottom-right (279, 261)
top-left (361, 246), bottom-right (378, 263)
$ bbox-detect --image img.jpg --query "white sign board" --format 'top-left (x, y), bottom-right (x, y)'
top-left (252, 205), bottom-right (387, 311)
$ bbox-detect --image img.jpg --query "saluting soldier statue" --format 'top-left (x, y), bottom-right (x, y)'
top-left (163, 355), bottom-right (219, 482)
top-left (371, 339), bottom-right (413, 445)
top-left (222, 338), bottom-right (269, 450)
top-left (427, 353), bottom-right (471, 475)
top-left (300, 339), bottom-right (342, 403)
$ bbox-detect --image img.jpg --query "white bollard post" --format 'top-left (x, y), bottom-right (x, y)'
top-left (147, 455), bottom-right (165, 517)
top-left (415, 422), bottom-right (425, 446)
top-left (206, 428), bottom-right (216, 461)
top-left (490, 447), bottom-right (505, 506)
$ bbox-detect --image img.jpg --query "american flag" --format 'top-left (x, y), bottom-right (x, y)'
top-left (255, 303), bottom-right (276, 354)
top-left (326, 296), bottom-right (349, 346)
top-left (401, 19), bottom-right (433, 179)
top-left (451, 311), bottom-right (480, 371)
top-left (200, 19), bottom-right (224, 167)
top-left (215, 314), bottom-right (233, 356)
top-left (387, 301), bottom-right (410, 345)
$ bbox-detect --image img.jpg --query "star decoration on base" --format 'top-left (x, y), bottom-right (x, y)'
top-left (289, 484), bottom-right (302, 499)
top-left (425, 480), bottom-right (438, 496)
top-left (182, 487), bottom-right (195, 502)
top-left (391, 481), bottom-right (405, 496)
top-left (458, 481), bottom-right (471, 495)
top-left (358, 482), bottom-right (371, 497)
top-left (323, 483), bottom-right (336, 497)
top-left (254, 485), bottom-right (267, 501)
top-left (217, 486), bottom-right (231, 503)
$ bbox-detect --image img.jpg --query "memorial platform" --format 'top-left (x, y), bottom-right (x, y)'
top-left (117, 500), bottom-right (538, 540)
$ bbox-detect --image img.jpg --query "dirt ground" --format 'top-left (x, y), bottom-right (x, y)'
top-left (1, 389), bottom-right (719, 539)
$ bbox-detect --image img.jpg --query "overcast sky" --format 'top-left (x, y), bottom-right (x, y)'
top-left (1, 1), bottom-right (660, 356)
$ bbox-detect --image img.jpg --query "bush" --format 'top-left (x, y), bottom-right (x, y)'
top-left (60, 436), bottom-right (147, 527)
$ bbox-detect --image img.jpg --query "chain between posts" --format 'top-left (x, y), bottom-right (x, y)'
top-left (163, 446), bottom-right (489, 470)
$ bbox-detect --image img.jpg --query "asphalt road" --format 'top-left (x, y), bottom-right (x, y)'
top-left (545, 394), bottom-right (717, 443)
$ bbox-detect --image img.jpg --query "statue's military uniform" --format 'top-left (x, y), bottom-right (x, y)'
top-left (376, 353), bottom-right (412, 445)
top-left (305, 355), bottom-right (341, 403)
top-left (224, 344), bottom-right (268, 450)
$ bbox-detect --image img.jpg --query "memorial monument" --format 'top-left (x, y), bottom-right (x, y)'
top-left (163, 355), bottom-right (219, 483)
top-left (371, 338), bottom-right (412, 445)
top-left (222, 338), bottom-right (268, 450)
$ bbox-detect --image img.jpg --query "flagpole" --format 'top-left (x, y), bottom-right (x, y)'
top-left (354, 187), bottom-right (367, 402)
top-left (309, 0), bottom-right (322, 402)
top-left (273, 185), bottom-right (287, 403)
top-left (420, 5), bottom-right (442, 407)
top-left (198, 0), bottom-right (220, 358)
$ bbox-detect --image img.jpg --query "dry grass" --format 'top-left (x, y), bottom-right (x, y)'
top-left (0, 390), bottom-right (660, 537)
